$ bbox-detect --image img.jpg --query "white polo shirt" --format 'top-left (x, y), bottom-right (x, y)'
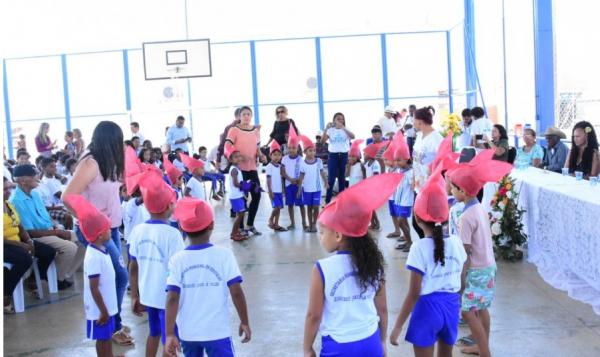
top-left (128, 221), bottom-right (185, 309)
top-left (365, 160), bottom-right (381, 178)
top-left (83, 245), bottom-right (118, 320)
top-left (166, 244), bottom-right (243, 341)
top-left (265, 162), bottom-right (283, 193)
top-left (281, 154), bottom-right (302, 186)
top-left (299, 158), bottom-right (324, 193)
top-left (123, 198), bottom-right (150, 242)
top-left (186, 176), bottom-right (206, 201)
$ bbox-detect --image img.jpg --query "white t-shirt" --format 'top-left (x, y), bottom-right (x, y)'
top-left (227, 166), bottom-right (244, 200)
top-left (83, 245), bottom-right (118, 320)
top-left (458, 122), bottom-right (473, 149)
top-left (348, 162), bottom-right (363, 187)
top-left (470, 118), bottom-right (493, 142)
top-left (299, 158), bottom-right (324, 193)
top-left (391, 168), bottom-right (414, 206)
top-left (123, 198), bottom-right (150, 242)
top-left (403, 115), bottom-right (416, 138)
top-left (326, 128), bottom-right (351, 153)
top-left (128, 221), bottom-right (185, 309)
top-left (365, 160), bottom-right (381, 178)
top-left (38, 176), bottom-right (64, 206)
top-left (412, 130), bottom-right (444, 193)
top-left (406, 235), bottom-right (467, 295)
top-left (281, 154), bottom-right (302, 186)
top-left (317, 253), bottom-right (380, 343)
top-left (173, 159), bottom-right (186, 172)
top-left (186, 176), bottom-right (206, 201)
top-left (166, 244), bottom-right (243, 341)
top-left (448, 199), bottom-right (466, 236)
top-left (378, 117), bottom-right (398, 136)
top-left (265, 162), bottom-right (283, 193)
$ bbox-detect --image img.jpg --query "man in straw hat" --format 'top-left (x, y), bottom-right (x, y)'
top-left (542, 126), bottom-right (568, 173)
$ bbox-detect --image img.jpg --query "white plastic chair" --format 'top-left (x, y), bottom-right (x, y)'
top-left (4, 262), bottom-right (25, 313)
top-left (4, 259), bottom-right (59, 313)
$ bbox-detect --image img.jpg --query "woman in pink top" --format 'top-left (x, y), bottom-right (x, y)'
top-left (62, 121), bottom-right (133, 346)
top-left (35, 122), bottom-right (57, 157)
top-left (226, 106), bottom-right (267, 235)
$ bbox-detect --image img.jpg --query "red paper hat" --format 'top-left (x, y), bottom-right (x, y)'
top-left (299, 135), bottom-right (315, 150)
top-left (363, 142), bottom-right (386, 159)
top-left (270, 140), bottom-right (282, 154)
top-left (125, 173), bottom-right (143, 196)
top-left (382, 141), bottom-right (396, 162)
top-left (162, 154), bottom-right (183, 185)
top-left (138, 171), bottom-right (176, 214)
top-left (180, 153), bottom-right (204, 173)
top-left (125, 146), bottom-right (144, 178)
top-left (447, 149), bottom-right (513, 196)
top-left (413, 165), bottom-right (448, 223)
top-left (63, 194), bottom-right (111, 243)
top-left (173, 197), bottom-right (214, 232)
top-left (224, 143), bottom-right (239, 160)
top-left (349, 139), bottom-right (364, 158)
top-left (288, 124), bottom-right (300, 148)
top-left (429, 131), bottom-right (459, 172)
top-left (392, 131), bottom-right (410, 161)
top-left (318, 173), bottom-right (404, 237)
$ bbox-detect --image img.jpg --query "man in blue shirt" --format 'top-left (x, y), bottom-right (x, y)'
top-left (10, 165), bottom-right (84, 290)
top-left (543, 126), bottom-right (569, 173)
top-left (166, 115), bottom-right (192, 153)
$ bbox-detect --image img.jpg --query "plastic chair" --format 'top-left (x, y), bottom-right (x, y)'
top-left (4, 262), bottom-right (25, 313)
top-left (4, 259), bottom-right (59, 314)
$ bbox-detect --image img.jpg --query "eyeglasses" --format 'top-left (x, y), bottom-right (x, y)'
top-left (276, 110), bottom-right (286, 114)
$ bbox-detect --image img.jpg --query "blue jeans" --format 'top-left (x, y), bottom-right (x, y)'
top-left (326, 152), bottom-right (348, 203)
top-left (202, 172), bottom-right (225, 191)
top-left (76, 226), bottom-right (128, 331)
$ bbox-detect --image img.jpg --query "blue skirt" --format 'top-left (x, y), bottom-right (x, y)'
top-left (320, 328), bottom-right (383, 357)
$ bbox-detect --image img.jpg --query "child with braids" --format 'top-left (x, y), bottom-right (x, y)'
top-left (303, 173), bottom-right (405, 357)
top-left (389, 167), bottom-right (467, 357)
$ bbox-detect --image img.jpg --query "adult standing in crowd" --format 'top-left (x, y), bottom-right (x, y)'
top-left (73, 128), bottom-right (85, 158)
top-left (490, 124), bottom-right (510, 162)
top-left (470, 106), bottom-right (493, 149)
top-left (64, 131), bottom-right (76, 158)
top-left (62, 121), bottom-right (132, 345)
top-left (566, 121), bottom-right (599, 178)
top-left (411, 106), bottom-right (444, 238)
top-left (321, 112), bottom-right (356, 204)
top-left (226, 106), bottom-right (266, 235)
top-left (35, 122), bottom-right (56, 158)
top-left (402, 104), bottom-right (417, 154)
top-left (265, 105), bottom-right (299, 152)
top-left (217, 108), bottom-right (242, 165)
top-left (514, 128), bottom-right (544, 169)
top-left (4, 177), bottom-right (57, 313)
top-left (378, 106), bottom-right (398, 138)
top-left (130, 122), bottom-right (144, 144)
top-left (542, 126), bottom-right (568, 173)
top-left (458, 108), bottom-right (474, 149)
top-left (9, 165), bottom-right (83, 290)
top-left (166, 115), bottom-right (192, 154)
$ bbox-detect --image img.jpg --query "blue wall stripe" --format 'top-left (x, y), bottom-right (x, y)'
top-left (533, 0), bottom-right (555, 133)
top-left (445, 31), bottom-right (454, 113)
top-left (187, 79), bottom-right (194, 151)
top-left (60, 54), bottom-right (71, 131)
top-left (3, 60), bottom-right (14, 159)
top-left (122, 50), bottom-right (132, 111)
top-left (380, 34), bottom-right (390, 107)
top-left (315, 37), bottom-right (325, 130)
top-left (464, 0), bottom-right (477, 107)
top-left (501, 0), bottom-right (509, 129)
top-left (249, 41), bottom-right (260, 125)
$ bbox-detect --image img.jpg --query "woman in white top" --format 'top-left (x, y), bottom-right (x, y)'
top-left (411, 106), bottom-right (443, 238)
top-left (321, 113), bottom-right (356, 204)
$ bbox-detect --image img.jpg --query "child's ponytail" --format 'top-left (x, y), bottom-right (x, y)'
top-left (347, 234), bottom-right (385, 294)
top-left (433, 223), bottom-right (445, 266)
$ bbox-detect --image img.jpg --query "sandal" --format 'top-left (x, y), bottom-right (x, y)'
top-left (4, 303), bottom-right (15, 314)
top-left (212, 194), bottom-right (222, 201)
top-left (310, 227), bottom-right (318, 233)
top-left (112, 330), bottom-right (134, 346)
top-left (395, 242), bottom-right (406, 250)
top-left (230, 232), bottom-right (247, 242)
top-left (287, 224), bottom-right (295, 230)
top-left (386, 232), bottom-right (401, 238)
top-left (247, 227), bottom-right (262, 236)
top-left (456, 336), bottom-right (476, 346)
top-left (274, 226), bottom-right (288, 232)
top-left (303, 226), bottom-right (311, 233)
top-left (402, 243), bottom-right (412, 252)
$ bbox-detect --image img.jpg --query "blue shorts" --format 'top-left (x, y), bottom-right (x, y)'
top-left (285, 184), bottom-right (304, 206)
top-left (388, 201), bottom-right (411, 218)
top-left (271, 192), bottom-right (284, 209)
top-left (147, 307), bottom-right (179, 345)
top-left (320, 328), bottom-right (383, 357)
top-left (181, 337), bottom-right (234, 357)
top-left (86, 315), bottom-right (116, 341)
top-left (230, 197), bottom-right (246, 213)
top-left (302, 191), bottom-right (321, 206)
top-left (406, 292), bottom-right (461, 347)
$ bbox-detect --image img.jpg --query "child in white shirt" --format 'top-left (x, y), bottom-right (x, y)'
top-left (346, 140), bottom-right (366, 187)
top-left (226, 147), bottom-right (247, 242)
top-left (364, 142), bottom-right (384, 231)
top-left (181, 153), bottom-right (207, 201)
top-left (297, 136), bottom-right (328, 233)
top-left (281, 143), bottom-right (307, 230)
top-left (266, 142), bottom-right (286, 232)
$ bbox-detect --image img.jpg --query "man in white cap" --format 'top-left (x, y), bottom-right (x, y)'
top-left (542, 126), bottom-right (568, 173)
top-left (378, 106), bottom-right (399, 138)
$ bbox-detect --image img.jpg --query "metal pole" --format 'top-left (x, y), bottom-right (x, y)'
top-left (61, 54), bottom-right (72, 131)
top-left (446, 31), bottom-right (454, 113)
top-left (502, 0), bottom-right (509, 129)
top-left (315, 37), bottom-right (325, 130)
top-left (3, 60), bottom-right (14, 159)
top-left (380, 34), bottom-right (390, 107)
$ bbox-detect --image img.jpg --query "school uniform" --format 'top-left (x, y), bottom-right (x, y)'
top-left (389, 168), bottom-right (414, 218)
top-left (228, 165), bottom-right (246, 213)
top-left (365, 160), bottom-right (381, 178)
top-left (166, 243), bottom-right (243, 356)
top-left (265, 162), bottom-right (284, 209)
top-left (405, 235), bottom-right (467, 347)
top-left (299, 158), bottom-right (323, 207)
top-left (348, 162), bottom-right (363, 187)
top-left (84, 245), bottom-right (118, 341)
top-left (169, 188), bottom-right (183, 229)
top-left (128, 220), bottom-right (185, 343)
top-left (315, 252), bottom-right (383, 356)
top-left (281, 154), bottom-right (303, 207)
top-left (123, 197), bottom-right (150, 245)
top-left (186, 176), bottom-right (206, 201)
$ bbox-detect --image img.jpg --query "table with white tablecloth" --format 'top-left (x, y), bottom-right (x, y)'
top-left (511, 167), bottom-right (600, 314)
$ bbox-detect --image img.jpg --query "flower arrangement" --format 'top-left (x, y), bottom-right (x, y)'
top-left (490, 175), bottom-right (528, 261)
top-left (440, 111), bottom-right (462, 138)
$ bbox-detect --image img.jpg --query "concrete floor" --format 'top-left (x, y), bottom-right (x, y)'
top-left (4, 194), bottom-right (600, 357)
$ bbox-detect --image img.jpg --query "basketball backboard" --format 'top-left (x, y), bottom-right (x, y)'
top-left (142, 39), bottom-right (212, 80)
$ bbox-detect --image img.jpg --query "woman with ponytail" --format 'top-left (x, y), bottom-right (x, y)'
top-left (303, 174), bottom-right (404, 357)
top-left (390, 168), bottom-right (467, 357)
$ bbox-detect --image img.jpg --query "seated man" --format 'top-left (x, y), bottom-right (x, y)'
top-left (36, 158), bottom-right (74, 230)
top-left (10, 165), bottom-right (85, 290)
top-left (542, 126), bottom-right (568, 173)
